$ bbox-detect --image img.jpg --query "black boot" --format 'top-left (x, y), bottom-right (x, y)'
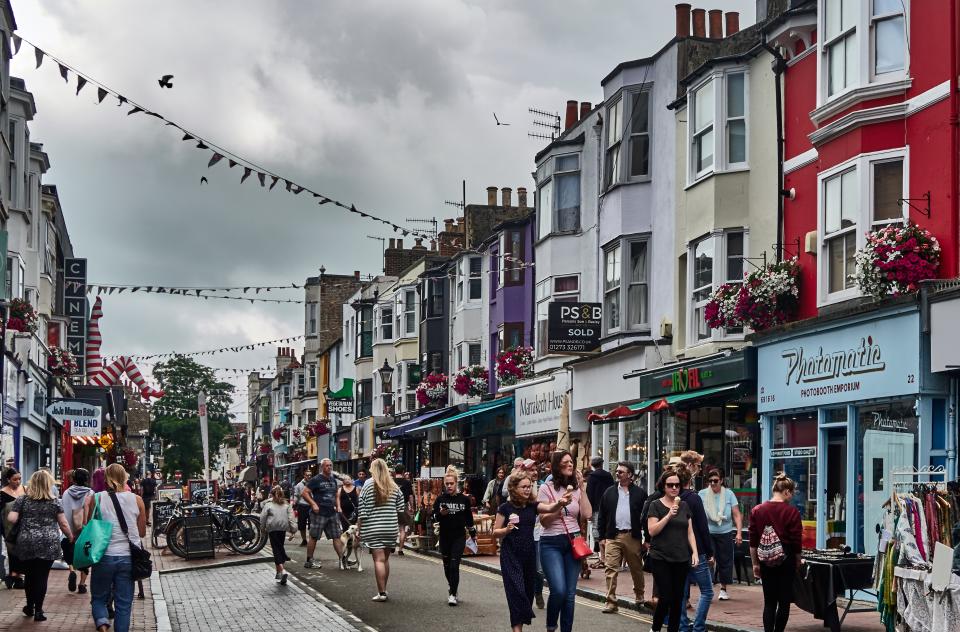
top-left (34, 610), bottom-right (46, 622)
top-left (22, 604), bottom-right (33, 617)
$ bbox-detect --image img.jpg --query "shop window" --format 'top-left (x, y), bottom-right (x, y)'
top-left (502, 322), bottom-right (524, 351)
top-left (771, 413), bottom-right (818, 526)
top-left (623, 419), bottom-right (648, 491)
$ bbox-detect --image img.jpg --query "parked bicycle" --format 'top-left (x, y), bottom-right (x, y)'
top-left (153, 492), bottom-right (266, 557)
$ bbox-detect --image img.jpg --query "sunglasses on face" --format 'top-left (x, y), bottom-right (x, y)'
top-left (665, 482), bottom-right (681, 488)
top-left (709, 479), bottom-right (720, 484)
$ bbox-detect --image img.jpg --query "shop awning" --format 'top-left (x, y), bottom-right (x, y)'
top-left (326, 379), bottom-right (354, 400)
top-left (387, 404), bottom-right (463, 438)
top-left (588, 384), bottom-right (742, 423)
top-left (274, 458), bottom-right (315, 470)
top-left (408, 397), bottom-right (514, 434)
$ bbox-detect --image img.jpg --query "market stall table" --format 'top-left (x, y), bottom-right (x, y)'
top-left (792, 550), bottom-right (876, 632)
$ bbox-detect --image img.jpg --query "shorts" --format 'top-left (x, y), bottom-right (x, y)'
top-left (309, 512), bottom-right (343, 541)
top-left (398, 511), bottom-right (413, 527)
top-left (296, 505), bottom-right (310, 532)
top-left (61, 539), bottom-right (75, 565)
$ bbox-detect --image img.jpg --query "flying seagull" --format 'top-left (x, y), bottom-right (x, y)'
top-left (200, 176), bottom-right (208, 184)
top-left (493, 112), bottom-right (510, 126)
top-left (158, 75), bottom-right (174, 89)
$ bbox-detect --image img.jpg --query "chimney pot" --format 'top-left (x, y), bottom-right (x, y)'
top-left (675, 4), bottom-right (691, 38)
top-left (354, 270), bottom-right (360, 280)
top-left (708, 9), bottom-right (722, 39)
top-left (517, 187), bottom-right (528, 208)
top-left (725, 11), bottom-right (739, 36)
top-left (397, 238), bottom-right (403, 250)
top-left (444, 219), bottom-right (454, 232)
top-left (388, 238), bottom-right (396, 249)
top-left (486, 186), bottom-right (498, 206)
top-left (430, 239), bottom-right (437, 251)
top-left (501, 187), bottom-right (512, 208)
top-left (692, 9), bottom-right (706, 37)
top-left (564, 100), bottom-right (578, 131)
top-left (579, 101), bottom-right (592, 121)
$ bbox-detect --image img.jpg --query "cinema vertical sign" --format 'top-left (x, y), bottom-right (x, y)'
top-left (64, 258), bottom-right (88, 369)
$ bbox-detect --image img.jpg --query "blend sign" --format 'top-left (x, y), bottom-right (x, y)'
top-left (547, 302), bottom-right (601, 354)
top-left (46, 401), bottom-right (101, 437)
top-left (757, 313), bottom-right (919, 413)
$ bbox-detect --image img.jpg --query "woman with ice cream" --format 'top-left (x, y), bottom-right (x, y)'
top-left (493, 470), bottom-right (571, 632)
top-left (432, 466), bottom-right (476, 606)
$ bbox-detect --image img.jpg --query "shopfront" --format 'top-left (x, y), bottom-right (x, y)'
top-left (514, 373), bottom-right (585, 475)
top-left (756, 307), bottom-right (949, 553)
top-left (627, 349), bottom-right (759, 513)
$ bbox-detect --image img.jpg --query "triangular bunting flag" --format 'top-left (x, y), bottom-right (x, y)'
top-left (97, 87), bottom-right (108, 103)
top-left (241, 167), bottom-right (252, 183)
top-left (58, 64), bottom-right (68, 82)
top-left (196, 141), bottom-right (208, 149)
top-left (293, 186), bottom-right (304, 195)
top-left (12, 35), bottom-right (21, 55)
top-left (145, 287), bottom-right (154, 293)
top-left (285, 180), bottom-right (292, 192)
top-left (128, 106), bottom-right (143, 115)
top-left (195, 290), bottom-right (201, 297)
top-left (318, 198), bottom-right (330, 205)
top-left (108, 287), bottom-right (116, 295)
top-left (76, 76), bottom-right (87, 95)
top-left (257, 172), bottom-right (266, 187)
top-left (243, 287), bottom-right (250, 292)
top-left (350, 204), bottom-right (359, 213)
top-left (269, 176), bottom-right (279, 190)
top-left (34, 47), bottom-right (44, 68)
top-left (208, 153), bottom-right (223, 168)
top-left (132, 287), bottom-right (140, 293)
top-left (182, 133), bottom-right (194, 141)
top-left (228, 159), bottom-right (237, 168)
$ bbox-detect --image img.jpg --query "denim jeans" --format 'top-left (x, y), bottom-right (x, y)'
top-left (680, 554), bottom-right (714, 632)
top-left (538, 534), bottom-right (581, 632)
top-left (91, 555), bottom-right (134, 632)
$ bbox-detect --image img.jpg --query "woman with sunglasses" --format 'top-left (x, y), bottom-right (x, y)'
top-left (646, 469), bottom-right (698, 632)
top-left (699, 468), bottom-right (742, 601)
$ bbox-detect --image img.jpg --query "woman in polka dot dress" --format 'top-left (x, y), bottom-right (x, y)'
top-left (493, 473), bottom-right (571, 632)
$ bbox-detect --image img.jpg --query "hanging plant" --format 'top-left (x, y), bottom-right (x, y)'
top-left (704, 283), bottom-right (742, 330)
top-left (271, 428), bottom-right (283, 441)
top-left (496, 346), bottom-right (534, 387)
top-left (416, 372), bottom-right (449, 407)
top-left (48, 346), bottom-right (80, 377)
top-left (452, 365), bottom-right (489, 397)
top-left (853, 221), bottom-right (941, 298)
top-left (372, 443), bottom-right (401, 468)
top-left (734, 258), bottom-right (800, 331)
top-left (123, 448), bottom-right (138, 467)
top-left (291, 427), bottom-right (303, 442)
top-left (258, 441), bottom-right (272, 454)
top-left (6, 298), bottom-right (38, 333)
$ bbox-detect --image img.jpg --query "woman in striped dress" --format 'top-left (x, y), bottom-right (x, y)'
top-left (357, 458), bottom-right (405, 602)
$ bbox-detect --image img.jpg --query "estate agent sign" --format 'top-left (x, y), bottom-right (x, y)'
top-left (547, 303), bottom-right (601, 354)
top-left (757, 312), bottom-right (919, 413)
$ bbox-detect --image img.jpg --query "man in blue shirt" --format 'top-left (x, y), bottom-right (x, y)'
top-left (354, 470), bottom-right (367, 488)
top-left (300, 459), bottom-right (345, 569)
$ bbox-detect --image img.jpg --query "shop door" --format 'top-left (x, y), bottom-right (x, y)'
top-left (823, 428), bottom-right (847, 549)
top-left (862, 430), bottom-right (915, 555)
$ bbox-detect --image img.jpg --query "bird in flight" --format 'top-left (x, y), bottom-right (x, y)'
top-left (493, 112), bottom-right (510, 126)
top-left (200, 176), bottom-right (208, 184)
top-left (158, 75), bottom-right (174, 89)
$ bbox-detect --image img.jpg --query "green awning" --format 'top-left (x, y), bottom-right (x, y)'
top-left (589, 384), bottom-right (742, 424)
top-left (326, 378), bottom-right (354, 400)
top-left (412, 397), bottom-right (514, 433)
top-left (662, 384), bottom-right (741, 405)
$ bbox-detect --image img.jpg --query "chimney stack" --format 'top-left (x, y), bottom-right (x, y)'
top-left (692, 8), bottom-right (706, 37)
top-left (708, 9), bottom-right (722, 39)
top-left (487, 186), bottom-right (498, 206)
top-left (725, 11), bottom-right (739, 36)
top-left (354, 270), bottom-right (360, 280)
top-left (396, 238), bottom-right (403, 249)
top-left (675, 4), bottom-right (691, 38)
top-left (444, 218), bottom-right (454, 232)
top-left (430, 239), bottom-right (437, 251)
top-left (501, 187), bottom-right (512, 208)
top-left (517, 187), bottom-right (528, 208)
top-left (564, 100), bottom-right (578, 130)
top-left (579, 101), bottom-right (592, 121)
top-left (388, 238), bottom-right (396, 249)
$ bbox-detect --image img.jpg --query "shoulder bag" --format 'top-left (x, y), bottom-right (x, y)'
top-left (4, 497), bottom-right (24, 545)
top-left (107, 492), bottom-right (153, 580)
top-left (73, 493), bottom-right (113, 570)
top-left (547, 485), bottom-right (592, 561)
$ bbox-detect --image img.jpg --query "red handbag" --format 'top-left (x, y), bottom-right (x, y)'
top-left (548, 485), bottom-right (592, 560)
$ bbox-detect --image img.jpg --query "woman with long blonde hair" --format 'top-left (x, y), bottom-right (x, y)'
top-left (357, 458), bottom-right (404, 602)
top-left (83, 463), bottom-right (146, 632)
top-left (7, 470), bottom-right (73, 621)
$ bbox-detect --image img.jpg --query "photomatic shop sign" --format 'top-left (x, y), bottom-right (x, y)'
top-left (757, 312), bottom-right (920, 413)
top-left (46, 401), bottom-right (101, 437)
top-left (514, 373), bottom-right (579, 437)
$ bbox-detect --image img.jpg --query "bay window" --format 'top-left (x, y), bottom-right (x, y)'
top-left (604, 97), bottom-right (623, 189)
top-left (603, 245), bottom-right (621, 332)
top-left (536, 153), bottom-right (581, 238)
top-left (824, 0), bottom-right (858, 96)
top-left (603, 236), bottom-right (650, 335)
top-left (692, 80), bottom-right (715, 177)
top-left (688, 70), bottom-right (747, 182)
top-left (604, 88), bottom-right (651, 190)
top-left (461, 256), bottom-right (481, 301)
top-left (396, 288), bottom-right (416, 336)
top-left (819, 149), bottom-right (907, 304)
top-left (691, 237), bottom-right (715, 342)
top-left (306, 302), bottom-right (317, 335)
top-left (688, 230), bottom-right (748, 344)
top-left (379, 303), bottom-right (393, 341)
top-left (356, 305), bottom-right (373, 358)
top-left (535, 275), bottom-right (580, 357)
top-left (500, 229), bottom-right (524, 286)
top-left (307, 363), bottom-right (317, 392)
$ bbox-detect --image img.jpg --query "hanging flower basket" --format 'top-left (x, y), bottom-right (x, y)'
top-left (291, 428), bottom-right (303, 442)
top-left (452, 365), bottom-right (489, 397)
top-left (48, 346), bottom-right (79, 377)
top-left (258, 441), bottom-right (272, 454)
top-left (853, 221), bottom-right (941, 298)
top-left (372, 443), bottom-right (401, 468)
top-left (416, 372), bottom-right (449, 407)
top-left (6, 298), bottom-right (38, 333)
top-left (703, 283), bottom-right (742, 330)
top-left (314, 421), bottom-right (330, 437)
top-left (734, 258), bottom-right (800, 331)
top-left (496, 346), bottom-right (534, 387)
top-left (271, 428), bottom-right (283, 441)
top-left (123, 448), bottom-right (138, 467)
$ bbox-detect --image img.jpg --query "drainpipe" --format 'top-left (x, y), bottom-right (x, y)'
top-left (951, 0), bottom-right (959, 272)
top-left (762, 39), bottom-right (787, 263)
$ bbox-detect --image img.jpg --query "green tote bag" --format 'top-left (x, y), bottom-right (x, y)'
top-left (73, 493), bottom-right (114, 570)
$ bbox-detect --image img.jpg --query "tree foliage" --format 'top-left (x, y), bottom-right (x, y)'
top-left (151, 356), bottom-right (234, 479)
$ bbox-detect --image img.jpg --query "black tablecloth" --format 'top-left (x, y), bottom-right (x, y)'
top-left (792, 557), bottom-right (874, 629)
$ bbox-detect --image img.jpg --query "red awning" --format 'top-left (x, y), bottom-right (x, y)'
top-left (587, 398), bottom-right (669, 423)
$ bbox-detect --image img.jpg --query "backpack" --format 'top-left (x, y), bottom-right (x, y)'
top-left (757, 524), bottom-right (785, 566)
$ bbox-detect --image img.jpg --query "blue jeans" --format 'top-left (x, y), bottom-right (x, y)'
top-left (680, 554), bottom-right (714, 632)
top-left (539, 534), bottom-right (580, 632)
top-left (91, 555), bottom-right (134, 632)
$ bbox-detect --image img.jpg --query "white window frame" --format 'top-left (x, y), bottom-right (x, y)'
top-left (817, 0), bottom-right (910, 107)
top-left (307, 302), bottom-right (317, 335)
top-left (536, 153), bottom-right (582, 240)
top-left (686, 229), bottom-right (750, 346)
top-left (378, 302), bottom-right (394, 342)
top-left (687, 69), bottom-right (749, 184)
top-left (536, 275), bottom-right (581, 358)
top-left (465, 256), bottom-right (482, 302)
top-left (307, 363), bottom-right (317, 392)
top-left (817, 147), bottom-right (909, 306)
top-left (402, 288), bottom-right (417, 336)
top-left (603, 87), bottom-right (652, 191)
top-left (602, 236), bottom-right (651, 335)
top-left (467, 342), bottom-right (481, 367)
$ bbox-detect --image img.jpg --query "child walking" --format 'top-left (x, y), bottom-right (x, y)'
top-left (260, 486), bottom-right (296, 584)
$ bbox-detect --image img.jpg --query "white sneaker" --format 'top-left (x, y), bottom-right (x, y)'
top-left (448, 595), bottom-right (458, 606)
top-left (372, 593), bottom-right (388, 602)
top-left (718, 589), bottom-right (730, 601)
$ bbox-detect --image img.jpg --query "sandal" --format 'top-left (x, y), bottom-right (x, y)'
top-left (589, 560), bottom-right (605, 569)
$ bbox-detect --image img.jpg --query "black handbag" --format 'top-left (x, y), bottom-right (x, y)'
top-left (107, 492), bottom-right (153, 581)
top-left (4, 498), bottom-right (23, 545)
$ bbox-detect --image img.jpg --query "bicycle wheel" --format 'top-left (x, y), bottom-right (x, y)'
top-left (151, 524), bottom-right (168, 550)
top-left (166, 521), bottom-right (189, 558)
top-left (227, 515), bottom-right (266, 554)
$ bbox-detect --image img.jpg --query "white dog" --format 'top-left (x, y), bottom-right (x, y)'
top-left (339, 524), bottom-right (363, 572)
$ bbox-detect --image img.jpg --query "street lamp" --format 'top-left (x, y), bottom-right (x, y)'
top-left (379, 359), bottom-right (394, 415)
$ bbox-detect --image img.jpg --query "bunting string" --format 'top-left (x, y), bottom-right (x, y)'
top-left (14, 35), bottom-right (431, 239)
top-left (112, 334), bottom-right (305, 361)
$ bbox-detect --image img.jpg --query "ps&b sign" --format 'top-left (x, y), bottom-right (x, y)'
top-left (547, 302), bottom-right (601, 354)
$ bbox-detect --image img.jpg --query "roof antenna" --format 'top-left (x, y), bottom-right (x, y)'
top-left (366, 235), bottom-right (386, 273)
top-left (528, 107), bottom-right (561, 141)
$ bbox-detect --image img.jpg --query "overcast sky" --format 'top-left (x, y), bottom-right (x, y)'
top-left (12, 0), bottom-right (755, 415)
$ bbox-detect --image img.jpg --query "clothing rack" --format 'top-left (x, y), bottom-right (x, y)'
top-left (889, 466), bottom-right (948, 506)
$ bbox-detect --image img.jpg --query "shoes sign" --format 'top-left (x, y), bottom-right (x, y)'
top-left (46, 401), bottom-right (101, 436)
